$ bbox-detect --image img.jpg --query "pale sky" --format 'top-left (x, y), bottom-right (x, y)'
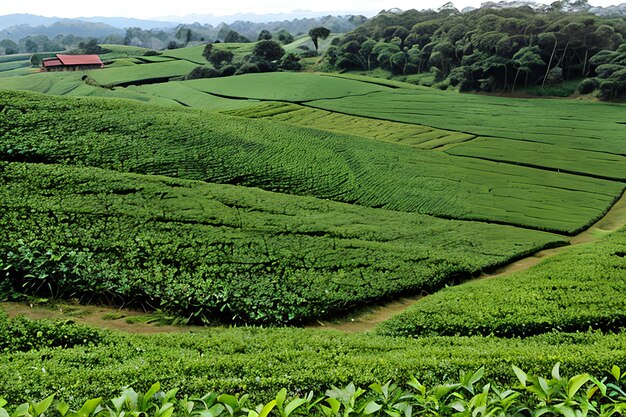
top-left (0, 0), bottom-right (620, 20)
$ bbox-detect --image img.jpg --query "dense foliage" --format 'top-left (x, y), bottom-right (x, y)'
top-left (378, 225), bottom-right (626, 337)
top-left (0, 161), bottom-right (564, 324)
top-left (2, 306), bottom-right (626, 405)
top-left (3, 363), bottom-right (626, 416)
top-left (323, 4), bottom-right (626, 98)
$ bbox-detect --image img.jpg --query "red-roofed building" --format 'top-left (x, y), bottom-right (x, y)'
top-left (42, 54), bottom-right (104, 72)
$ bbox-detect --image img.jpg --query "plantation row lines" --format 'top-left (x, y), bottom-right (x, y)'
top-left (1, 90), bottom-right (621, 234)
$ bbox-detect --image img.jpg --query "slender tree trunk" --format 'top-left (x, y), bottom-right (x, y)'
top-left (525, 71), bottom-right (529, 88)
top-left (512, 68), bottom-right (520, 93)
top-left (502, 64), bottom-right (508, 94)
top-left (582, 49), bottom-right (588, 77)
top-left (542, 37), bottom-right (558, 88)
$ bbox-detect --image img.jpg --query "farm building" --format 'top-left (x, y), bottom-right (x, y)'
top-left (41, 54), bottom-right (103, 71)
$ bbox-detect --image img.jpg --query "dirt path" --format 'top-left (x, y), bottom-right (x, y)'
top-left (3, 191), bottom-right (626, 335)
top-left (1, 301), bottom-right (206, 334)
top-left (313, 190), bottom-right (626, 333)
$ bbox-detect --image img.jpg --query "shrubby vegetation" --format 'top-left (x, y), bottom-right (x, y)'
top-left (3, 362), bottom-right (626, 417)
top-left (378, 225), bottom-right (626, 338)
top-left (2, 306), bottom-right (626, 405)
top-left (0, 161), bottom-right (564, 324)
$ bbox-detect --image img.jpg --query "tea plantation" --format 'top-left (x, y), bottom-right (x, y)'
top-left (1, 57), bottom-right (626, 410)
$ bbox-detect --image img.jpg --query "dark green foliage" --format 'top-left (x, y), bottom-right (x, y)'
top-left (253, 40), bottom-right (285, 62)
top-left (2, 320), bottom-right (626, 405)
top-left (0, 309), bottom-right (109, 352)
top-left (208, 49), bottom-right (234, 69)
top-left (3, 364), bottom-right (626, 416)
top-left (258, 30), bottom-right (272, 41)
top-left (325, 8), bottom-right (626, 97)
top-left (378, 226), bottom-right (626, 338)
top-left (202, 43), bottom-right (214, 61)
top-left (184, 66), bottom-right (220, 80)
top-left (277, 30), bottom-right (294, 44)
top-left (0, 161), bottom-right (562, 324)
top-left (309, 27), bottom-right (331, 55)
top-left (279, 53), bottom-right (302, 71)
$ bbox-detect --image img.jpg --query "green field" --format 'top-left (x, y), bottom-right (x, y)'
top-left (309, 89), bottom-right (626, 155)
top-left (226, 102), bottom-right (475, 150)
top-left (184, 72), bottom-right (391, 101)
top-left (2, 90), bottom-right (622, 234)
top-left (1, 59), bottom-right (626, 409)
top-left (446, 137), bottom-right (626, 181)
top-left (2, 308), bottom-right (626, 405)
top-left (128, 82), bottom-right (256, 110)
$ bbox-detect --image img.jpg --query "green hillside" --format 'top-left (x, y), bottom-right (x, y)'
top-left (1, 90), bottom-right (621, 234)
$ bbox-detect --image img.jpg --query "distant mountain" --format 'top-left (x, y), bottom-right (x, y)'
top-left (157, 10), bottom-right (372, 25)
top-left (0, 14), bottom-right (58, 30)
top-left (589, 2), bottom-right (626, 16)
top-left (76, 16), bottom-right (177, 30)
top-left (0, 20), bottom-right (124, 41)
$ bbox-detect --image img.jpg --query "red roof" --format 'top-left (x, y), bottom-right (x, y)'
top-left (56, 54), bottom-right (103, 66)
top-left (42, 58), bottom-right (63, 67)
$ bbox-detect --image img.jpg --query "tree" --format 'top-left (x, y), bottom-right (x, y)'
top-left (512, 46), bottom-right (545, 92)
top-left (253, 40), bottom-right (285, 62)
top-left (279, 53), bottom-right (302, 70)
top-left (24, 39), bottom-right (38, 53)
top-left (258, 30), bottom-right (272, 41)
top-left (277, 30), bottom-right (294, 44)
top-left (223, 29), bottom-right (249, 43)
top-left (208, 49), bottom-right (234, 69)
top-left (309, 27), bottom-right (331, 55)
top-left (77, 39), bottom-right (107, 54)
top-left (185, 66), bottom-right (220, 80)
top-left (0, 39), bottom-right (18, 55)
top-left (202, 43), bottom-right (214, 61)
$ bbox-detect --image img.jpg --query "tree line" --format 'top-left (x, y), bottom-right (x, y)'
top-left (322, 1), bottom-right (626, 99)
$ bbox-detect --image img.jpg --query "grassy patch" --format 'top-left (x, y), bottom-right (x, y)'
top-left (184, 72), bottom-right (391, 101)
top-left (226, 102), bottom-right (474, 149)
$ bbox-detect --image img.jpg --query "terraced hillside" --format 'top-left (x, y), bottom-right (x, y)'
top-left (0, 161), bottom-right (564, 324)
top-left (1, 90), bottom-right (622, 234)
top-left (0, 68), bottom-right (625, 327)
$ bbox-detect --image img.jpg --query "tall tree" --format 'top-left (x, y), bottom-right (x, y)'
top-left (309, 27), bottom-right (331, 55)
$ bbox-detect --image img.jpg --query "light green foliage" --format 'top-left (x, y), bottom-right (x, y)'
top-left (0, 54), bottom-right (31, 64)
top-left (377, 226), bottom-right (626, 337)
top-left (87, 60), bottom-right (200, 87)
top-left (0, 61), bottom-right (29, 73)
top-left (226, 102), bottom-right (474, 149)
top-left (184, 72), bottom-right (390, 101)
top-left (2, 366), bottom-right (614, 417)
top-left (128, 82), bottom-right (255, 110)
top-left (310, 89), bottom-right (626, 155)
top-left (2, 315), bottom-right (626, 406)
top-left (0, 162), bottom-right (563, 324)
top-left (447, 137), bottom-right (626, 181)
top-left (1, 90), bottom-right (621, 233)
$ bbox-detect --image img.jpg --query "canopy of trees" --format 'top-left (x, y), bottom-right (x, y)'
top-left (323, 2), bottom-right (626, 98)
